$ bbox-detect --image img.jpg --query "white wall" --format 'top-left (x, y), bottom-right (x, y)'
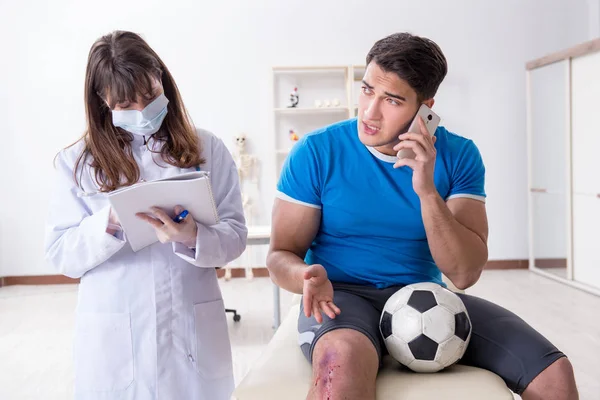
top-left (0, 0), bottom-right (591, 276)
top-left (588, 0), bottom-right (600, 38)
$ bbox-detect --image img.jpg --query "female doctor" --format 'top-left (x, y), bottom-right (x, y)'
top-left (44, 31), bottom-right (247, 400)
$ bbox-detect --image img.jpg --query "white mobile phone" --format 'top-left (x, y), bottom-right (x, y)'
top-left (397, 104), bottom-right (441, 160)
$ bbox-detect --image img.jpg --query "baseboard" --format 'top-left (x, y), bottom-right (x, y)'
top-left (533, 258), bottom-right (567, 268)
top-left (215, 268), bottom-right (270, 279)
top-left (0, 259), bottom-right (551, 287)
top-left (0, 275), bottom-right (80, 287)
top-left (484, 259), bottom-right (529, 270)
top-left (0, 268), bottom-right (270, 287)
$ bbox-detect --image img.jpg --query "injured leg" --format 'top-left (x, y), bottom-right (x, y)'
top-left (307, 329), bottom-right (378, 400)
top-left (313, 352), bottom-right (340, 399)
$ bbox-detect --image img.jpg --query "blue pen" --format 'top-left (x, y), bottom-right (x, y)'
top-left (173, 209), bottom-right (189, 223)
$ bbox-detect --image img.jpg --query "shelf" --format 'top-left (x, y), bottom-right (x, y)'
top-left (274, 107), bottom-right (349, 115)
top-left (353, 65), bottom-right (366, 81)
top-left (273, 65), bottom-right (366, 181)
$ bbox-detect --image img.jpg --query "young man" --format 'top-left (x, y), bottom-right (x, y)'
top-left (267, 33), bottom-right (578, 400)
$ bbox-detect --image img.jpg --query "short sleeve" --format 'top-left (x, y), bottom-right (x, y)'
top-left (276, 136), bottom-right (322, 209)
top-left (447, 140), bottom-right (486, 202)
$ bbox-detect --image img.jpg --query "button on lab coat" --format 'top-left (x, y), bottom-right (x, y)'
top-left (44, 129), bottom-right (247, 400)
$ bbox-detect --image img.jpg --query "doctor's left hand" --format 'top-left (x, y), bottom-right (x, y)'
top-left (136, 205), bottom-right (198, 248)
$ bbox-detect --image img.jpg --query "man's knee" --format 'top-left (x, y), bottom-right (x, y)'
top-left (542, 357), bottom-right (576, 384)
top-left (311, 329), bottom-right (378, 379)
top-left (312, 328), bottom-right (378, 367)
top-left (554, 357), bottom-right (575, 375)
top-left (525, 357), bottom-right (578, 400)
top-left (309, 329), bottom-right (379, 399)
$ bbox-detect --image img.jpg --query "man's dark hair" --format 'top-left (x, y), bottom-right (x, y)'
top-left (366, 32), bottom-right (448, 101)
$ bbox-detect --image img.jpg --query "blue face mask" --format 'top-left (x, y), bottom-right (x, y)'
top-left (111, 93), bottom-right (169, 136)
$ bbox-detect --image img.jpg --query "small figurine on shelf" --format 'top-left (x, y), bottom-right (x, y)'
top-left (287, 87), bottom-right (299, 108)
top-left (289, 129), bottom-right (299, 142)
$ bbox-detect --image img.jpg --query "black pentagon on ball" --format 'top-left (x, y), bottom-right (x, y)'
top-left (454, 311), bottom-right (471, 341)
top-left (380, 311), bottom-right (394, 339)
top-left (408, 334), bottom-right (438, 361)
top-left (407, 290), bottom-right (438, 313)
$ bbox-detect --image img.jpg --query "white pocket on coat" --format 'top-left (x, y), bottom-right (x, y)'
top-left (74, 312), bottom-right (134, 392)
top-left (193, 299), bottom-right (233, 380)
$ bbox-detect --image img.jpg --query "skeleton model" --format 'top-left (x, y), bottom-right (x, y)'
top-left (225, 133), bottom-right (259, 280)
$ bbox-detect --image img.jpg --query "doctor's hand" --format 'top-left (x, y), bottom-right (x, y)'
top-left (303, 264), bottom-right (341, 324)
top-left (392, 116), bottom-right (438, 198)
top-left (136, 205), bottom-right (198, 248)
top-left (106, 207), bottom-right (122, 236)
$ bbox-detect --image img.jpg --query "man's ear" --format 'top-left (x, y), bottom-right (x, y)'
top-left (423, 98), bottom-right (435, 108)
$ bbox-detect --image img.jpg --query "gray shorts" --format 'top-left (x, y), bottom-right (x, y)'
top-left (298, 282), bottom-right (566, 395)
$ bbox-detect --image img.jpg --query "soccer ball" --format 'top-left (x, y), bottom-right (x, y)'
top-left (379, 282), bottom-right (472, 373)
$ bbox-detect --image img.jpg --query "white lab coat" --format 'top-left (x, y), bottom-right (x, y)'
top-left (44, 128), bottom-right (247, 400)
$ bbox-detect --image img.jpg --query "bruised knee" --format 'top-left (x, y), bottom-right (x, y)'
top-left (312, 332), bottom-right (370, 371)
top-left (313, 348), bottom-right (343, 381)
top-left (310, 333), bottom-right (378, 398)
top-left (313, 349), bottom-right (342, 394)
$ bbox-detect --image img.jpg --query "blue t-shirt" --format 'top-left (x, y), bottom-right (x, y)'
top-left (277, 118), bottom-right (486, 289)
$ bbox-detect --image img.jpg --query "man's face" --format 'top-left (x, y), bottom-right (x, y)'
top-left (357, 62), bottom-right (432, 155)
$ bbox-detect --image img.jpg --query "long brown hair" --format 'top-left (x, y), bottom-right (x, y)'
top-left (70, 30), bottom-right (204, 192)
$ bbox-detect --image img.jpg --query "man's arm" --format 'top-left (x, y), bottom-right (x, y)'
top-left (393, 117), bottom-right (488, 290)
top-left (420, 195), bottom-right (488, 289)
top-left (266, 198), bottom-right (321, 294)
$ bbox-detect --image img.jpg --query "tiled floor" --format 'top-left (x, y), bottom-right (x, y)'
top-left (0, 270), bottom-right (598, 399)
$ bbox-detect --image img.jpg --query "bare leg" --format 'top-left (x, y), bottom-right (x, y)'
top-left (306, 328), bottom-right (379, 400)
top-left (521, 357), bottom-right (578, 400)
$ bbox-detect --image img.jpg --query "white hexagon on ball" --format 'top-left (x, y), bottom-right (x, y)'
top-left (409, 282), bottom-right (445, 293)
top-left (422, 305), bottom-right (455, 343)
top-left (383, 335), bottom-right (415, 367)
top-left (391, 305), bottom-right (422, 343)
top-left (382, 286), bottom-right (415, 314)
top-left (433, 286), bottom-right (468, 315)
top-left (436, 335), bottom-right (466, 367)
top-left (407, 359), bottom-right (444, 373)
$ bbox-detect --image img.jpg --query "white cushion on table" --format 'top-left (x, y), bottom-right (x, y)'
top-left (232, 302), bottom-right (513, 400)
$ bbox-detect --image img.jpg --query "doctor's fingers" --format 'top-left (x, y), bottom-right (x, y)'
top-left (136, 213), bottom-right (164, 229)
top-left (150, 207), bottom-right (177, 228)
top-left (173, 205), bottom-right (185, 215)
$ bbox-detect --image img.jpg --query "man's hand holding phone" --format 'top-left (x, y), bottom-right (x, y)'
top-left (393, 105), bottom-right (440, 198)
